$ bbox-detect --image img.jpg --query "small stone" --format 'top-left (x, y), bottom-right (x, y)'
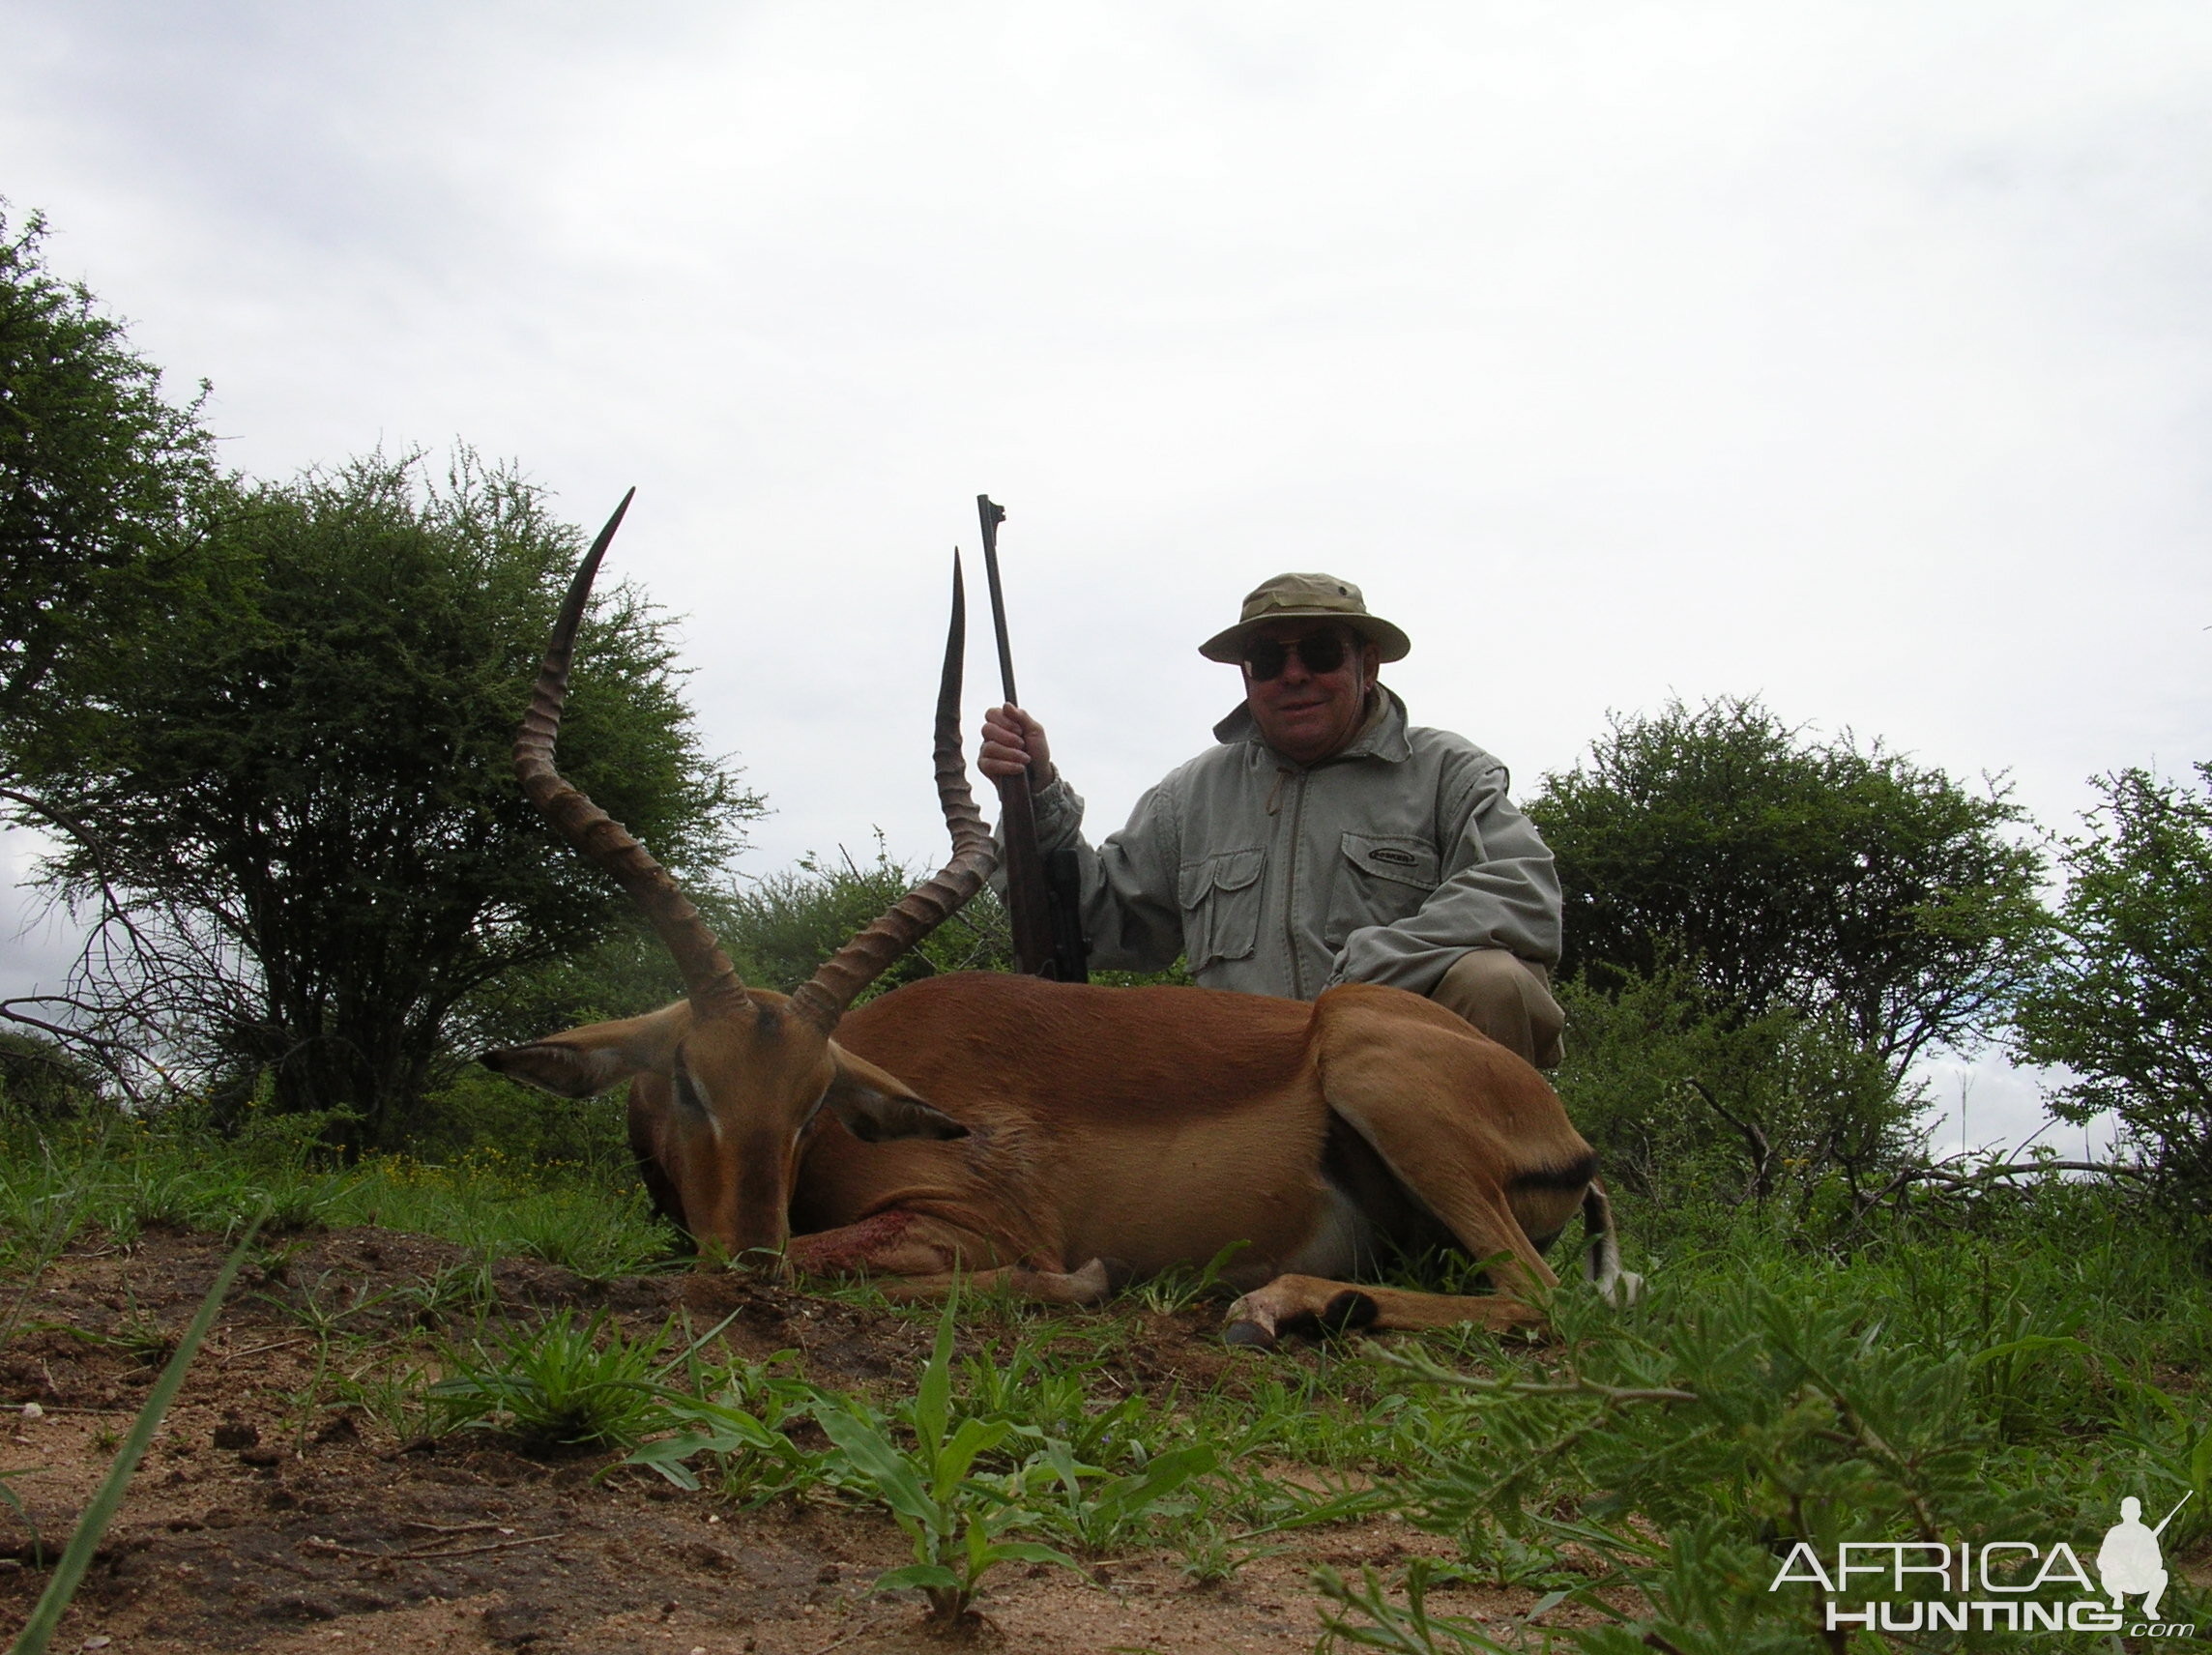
top-left (81, 1639), bottom-right (112, 1650)
top-left (20, 1403), bottom-right (44, 1421)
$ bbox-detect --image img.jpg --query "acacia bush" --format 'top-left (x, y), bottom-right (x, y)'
top-left (2015, 763), bottom-right (2212, 1210)
top-left (0, 1031), bottom-right (106, 1118)
top-left (0, 204), bottom-right (218, 739)
top-left (1528, 697), bottom-right (2047, 1073)
top-left (1552, 964), bottom-right (1916, 1217)
top-left (19, 452), bottom-right (755, 1149)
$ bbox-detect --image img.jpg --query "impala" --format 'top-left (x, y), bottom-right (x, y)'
top-left (483, 501), bottom-right (1635, 1344)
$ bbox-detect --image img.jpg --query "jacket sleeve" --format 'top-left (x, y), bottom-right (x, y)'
top-left (1330, 759), bottom-right (1563, 995)
top-left (1008, 770), bottom-right (1189, 974)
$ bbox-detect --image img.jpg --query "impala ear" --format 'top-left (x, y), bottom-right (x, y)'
top-left (480, 1002), bottom-right (690, 1098)
top-left (821, 1046), bottom-right (968, 1144)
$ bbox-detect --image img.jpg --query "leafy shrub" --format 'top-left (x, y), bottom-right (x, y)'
top-left (1554, 963), bottom-right (1918, 1216)
top-left (1528, 697), bottom-right (2047, 1072)
top-left (392, 1061), bottom-right (630, 1171)
top-left (0, 1031), bottom-right (105, 1118)
top-left (2015, 763), bottom-right (2212, 1209)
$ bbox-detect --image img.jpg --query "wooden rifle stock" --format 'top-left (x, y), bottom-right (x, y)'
top-left (977, 495), bottom-right (1088, 982)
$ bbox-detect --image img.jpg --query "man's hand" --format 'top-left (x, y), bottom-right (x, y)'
top-left (979, 703), bottom-right (1056, 785)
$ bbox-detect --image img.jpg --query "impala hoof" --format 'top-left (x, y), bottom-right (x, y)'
top-left (1065, 1258), bottom-right (1114, 1303)
top-left (1222, 1295), bottom-right (1278, 1349)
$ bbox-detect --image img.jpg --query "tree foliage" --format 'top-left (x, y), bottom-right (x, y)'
top-left (0, 1030), bottom-right (106, 1118)
top-left (21, 451), bottom-right (758, 1147)
top-left (2014, 764), bottom-right (2212, 1205)
top-left (1553, 962), bottom-right (1917, 1217)
top-left (1528, 696), bottom-right (2047, 1071)
top-left (0, 205), bottom-right (218, 736)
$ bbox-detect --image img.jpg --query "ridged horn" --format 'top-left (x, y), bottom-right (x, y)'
top-left (513, 490), bottom-right (746, 1013)
top-left (787, 552), bottom-right (999, 1032)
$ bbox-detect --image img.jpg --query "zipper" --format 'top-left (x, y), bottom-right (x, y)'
top-left (1282, 767), bottom-right (1310, 999)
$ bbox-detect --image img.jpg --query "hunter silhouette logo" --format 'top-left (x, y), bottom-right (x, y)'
top-left (1768, 1494), bottom-right (2199, 1636)
top-left (2099, 1494), bottom-right (2190, 1622)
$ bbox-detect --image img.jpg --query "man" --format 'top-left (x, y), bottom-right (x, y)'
top-left (978, 572), bottom-right (1567, 1068)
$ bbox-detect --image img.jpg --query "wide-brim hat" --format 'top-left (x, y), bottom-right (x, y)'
top-left (1198, 571), bottom-right (1412, 664)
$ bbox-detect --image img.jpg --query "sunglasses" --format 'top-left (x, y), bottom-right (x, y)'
top-left (1242, 631), bottom-right (1353, 681)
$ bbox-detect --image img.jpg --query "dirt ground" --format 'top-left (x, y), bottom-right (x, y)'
top-left (0, 1227), bottom-right (1550, 1654)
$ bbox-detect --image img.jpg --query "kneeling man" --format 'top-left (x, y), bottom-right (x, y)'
top-left (980, 572), bottom-right (1566, 1067)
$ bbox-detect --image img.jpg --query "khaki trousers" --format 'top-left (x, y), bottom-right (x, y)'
top-left (1429, 948), bottom-right (1566, 1070)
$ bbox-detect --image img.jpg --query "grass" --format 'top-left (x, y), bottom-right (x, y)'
top-left (0, 1099), bottom-right (670, 1276)
top-left (1, 1098), bottom-right (2207, 1647)
top-left (427, 1308), bottom-right (684, 1448)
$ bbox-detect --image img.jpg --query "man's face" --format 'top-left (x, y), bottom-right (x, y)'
top-left (1239, 620), bottom-right (1381, 765)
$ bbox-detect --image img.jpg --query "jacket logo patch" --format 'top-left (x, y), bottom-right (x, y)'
top-left (1368, 847), bottom-right (1420, 866)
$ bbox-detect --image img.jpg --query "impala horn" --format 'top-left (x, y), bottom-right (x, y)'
top-left (513, 490), bottom-right (747, 1015)
top-left (787, 552), bottom-right (999, 1032)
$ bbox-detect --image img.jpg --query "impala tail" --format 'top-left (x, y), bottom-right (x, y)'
top-left (1581, 1180), bottom-right (1643, 1307)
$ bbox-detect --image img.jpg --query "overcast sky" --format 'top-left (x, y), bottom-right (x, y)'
top-left (6, 1), bottom-right (2207, 1150)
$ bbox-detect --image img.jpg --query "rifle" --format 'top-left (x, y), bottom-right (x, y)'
top-left (2152, 1492), bottom-right (2193, 1536)
top-left (976, 495), bottom-right (1089, 982)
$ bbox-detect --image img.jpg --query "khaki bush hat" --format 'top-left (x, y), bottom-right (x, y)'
top-left (1198, 572), bottom-right (1412, 664)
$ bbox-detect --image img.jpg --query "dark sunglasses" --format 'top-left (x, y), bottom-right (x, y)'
top-left (1242, 632), bottom-right (1352, 681)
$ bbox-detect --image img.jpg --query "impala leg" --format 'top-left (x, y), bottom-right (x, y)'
top-left (1260, 991), bottom-right (1594, 1341)
top-left (1224, 1273), bottom-right (1545, 1348)
top-left (872, 1258), bottom-right (1114, 1307)
top-left (782, 1211), bottom-right (1112, 1306)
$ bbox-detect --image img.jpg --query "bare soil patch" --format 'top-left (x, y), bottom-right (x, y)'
top-left (1, 1228), bottom-right (1541, 1654)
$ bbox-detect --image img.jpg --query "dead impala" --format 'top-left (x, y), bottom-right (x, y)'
top-left (482, 501), bottom-right (1637, 1345)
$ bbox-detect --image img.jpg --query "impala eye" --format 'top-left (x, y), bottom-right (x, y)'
top-left (672, 1061), bottom-right (710, 1118)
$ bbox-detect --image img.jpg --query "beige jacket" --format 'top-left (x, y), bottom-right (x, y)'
top-left (1025, 690), bottom-right (1562, 1000)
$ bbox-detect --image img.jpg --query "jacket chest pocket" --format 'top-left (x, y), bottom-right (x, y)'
top-left (1177, 848), bottom-right (1266, 971)
top-left (1324, 832), bottom-right (1441, 946)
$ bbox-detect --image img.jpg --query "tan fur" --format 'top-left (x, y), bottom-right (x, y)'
top-left (488, 970), bottom-right (1626, 1344)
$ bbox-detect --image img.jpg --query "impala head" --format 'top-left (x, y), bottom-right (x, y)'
top-left (480, 494), bottom-right (997, 1264)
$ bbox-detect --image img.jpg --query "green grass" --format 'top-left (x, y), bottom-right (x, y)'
top-left (2, 1100), bottom-right (2206, 1647)
top-left (0, 1098), bottom-right (670, 1275)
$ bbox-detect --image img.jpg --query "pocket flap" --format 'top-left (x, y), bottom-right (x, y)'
top-left (1339, 832), bottom-right (1440, 890)
top-left (1178, 848), bottom-right (1266, 906)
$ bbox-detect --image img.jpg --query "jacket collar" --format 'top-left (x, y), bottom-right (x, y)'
top-left (1211, 686), bottom-right (1412, 766)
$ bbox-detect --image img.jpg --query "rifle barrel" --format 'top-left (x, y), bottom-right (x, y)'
top-left (2154, 1491), bottom-right (2193, 1535)
top-left (977, 495), bottom-right (1018, 708)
